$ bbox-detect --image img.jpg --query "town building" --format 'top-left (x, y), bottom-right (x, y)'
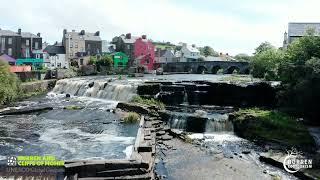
top-left (113, 52), bottom-right (128, 68)
top-left (62, 29), bottom-right (102, 62)
top-left (102, 40), bottom-right (115, 54)
top-left (0, 28), bottom-right (42, 59)
top-left (283, 22), bottom-right (320, 49)
top-left (43, 44), bottom-right (67, 69)
top-left (154, 48), bottom-right (177, 63)
top-left (112, 33), bottom-right (139, 64)
top-left (180, 43), bottom-right (200, 62)
top-left (133, 36), bottom-right (155, 71)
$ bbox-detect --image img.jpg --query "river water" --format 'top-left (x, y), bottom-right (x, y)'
top-left (0, 74), bottom-right (298, 179)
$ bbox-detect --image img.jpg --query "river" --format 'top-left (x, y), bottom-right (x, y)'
top-left (0, 74), bottom-right (298, 179)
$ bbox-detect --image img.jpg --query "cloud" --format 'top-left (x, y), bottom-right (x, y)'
top-left (1, 0), bottom-right (319, 55)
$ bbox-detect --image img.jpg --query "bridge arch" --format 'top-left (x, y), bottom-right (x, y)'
top-left (226, 66), bottom-right (240, 74)
top-left (211, 66), bottom-right (221, 74)
top-left (197, 66), bottom-right (207, 74)
top-left (184, 65), bottom-right (192, 72)
top-left (243, 68), bottom-right (250, 74)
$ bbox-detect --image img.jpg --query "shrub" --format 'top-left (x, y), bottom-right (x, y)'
top-left (0, 61), bottom-right (20, 105)
top-left (123, 112), bottom-right (140, 123)
top-left (131, 96), bottom-right (165, 110)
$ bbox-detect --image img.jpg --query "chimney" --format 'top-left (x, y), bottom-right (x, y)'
top-left (192, 44), bottom-right (196, 48)
top-left (18, 28), bottom-right (21, 35)
top-left (220, 52), bottom-right (223, 56)
top-left (37, 33), bottom-right (41, 37)
top-left (142, 35), bottom-right (147, 39)
top-left (72, 30), bottom-right (75, 32)
top-left (226, 53), bottom-right (229, 56)
top-left (95, 31), bottom-right (100, 36)
top-left (182, 43), bottom-right (187, 47)
top-left (80, 30), bottom-right (85, 35)
top-left (55, 41), bottom-right (58, 45)
top-left (125, 33), bottom-right (131, 39)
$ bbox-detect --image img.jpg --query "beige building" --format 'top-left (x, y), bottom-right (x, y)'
top-left (62, 29), bottom-right (102, 64)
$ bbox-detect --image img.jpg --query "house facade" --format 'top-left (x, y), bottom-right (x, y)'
top-left (113, 52), bottom-right (128, 68)
top-left (134, 36), bottom-right (155, 71)
top-left (155, 48), bottom-right (177, 63)
top-left (43, 45), bottom-right (68, 69)
top-left (0, 28), bottom-right (42, 59)
top-left (283, 22), bottom-right (320, 49)
top-left (62, 29), bottom-right (102, 62)
top-left (180, 43), bottom-right (200, 62)
top-left (112, 33), bottom-right (139, 65)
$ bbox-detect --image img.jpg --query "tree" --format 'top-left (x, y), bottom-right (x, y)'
top-left (0, 61), bottom-right (19, 105)
top-left (254, 42), bottom-right (275, 54)
top-left (199, 46), bottom-right (219, 57)
top-left (250, 48), bottom-right (284, 80)
top-left (234, 53), bottom-right (252, 61)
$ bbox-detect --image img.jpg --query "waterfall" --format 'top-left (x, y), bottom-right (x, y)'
top-left (52, 78), bottom-right (138, 101)
top-left (168, 113), bottom-right (187, 130)
top-left (205, 114), bottom-right (233, 132)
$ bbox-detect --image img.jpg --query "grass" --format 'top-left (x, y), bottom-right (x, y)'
top-left (232, 108), bottom-right (315, 148)
top-left (63, 105), bottom-right (83, 110)
top-left (131, 96), bottom-right (165, 110)
top-left (123, 112), bottom-right (140, 123)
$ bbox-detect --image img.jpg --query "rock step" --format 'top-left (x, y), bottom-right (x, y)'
top-left (96, 168), bottom-right (148, 177)
top-left (78, 173), bottom-right (151, 180)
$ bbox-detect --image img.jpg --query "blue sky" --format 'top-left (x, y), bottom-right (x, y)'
top-left (1, 0), bottom-right (319, 55)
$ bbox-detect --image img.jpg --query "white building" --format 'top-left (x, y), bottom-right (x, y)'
top-left (43, 45), bottom-right (68, 69)
top-left (180, 43), bottom-right (200, 62)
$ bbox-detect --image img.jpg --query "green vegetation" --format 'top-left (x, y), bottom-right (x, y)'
top-left (199, 46), bottom-right (219, 57)
top-left (89, 55), bottom-right (113, 72)
top-left (232, 108), bottom-right (315, 148)
top-left (0, 61), bottom-right (20, 105)
top-left (250, 29), bottom-right (320, 124)
top-left (131, 96), bottom-right (165, 110)
top-left (123, 112), bottom-right (140, 123)
top-left (63, 105), bottom-right (84, 110)
top-left (234, 53), bottom-right (252, 62)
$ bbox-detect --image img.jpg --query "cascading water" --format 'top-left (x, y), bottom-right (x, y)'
top-left (52, 77), bottom-right (138, 101)
top-left (205, 114), bottom-right (233, 132)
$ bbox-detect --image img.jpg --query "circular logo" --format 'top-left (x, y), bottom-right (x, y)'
top-left (283, 154), bottom-right (300, 173)
top-left (7, 156), bottom-right (17, 166)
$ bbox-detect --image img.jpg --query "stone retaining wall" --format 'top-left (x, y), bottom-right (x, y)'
top-left (20, 80), bottom-right (57, 94)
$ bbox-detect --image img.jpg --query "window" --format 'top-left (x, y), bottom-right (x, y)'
top-left (80, 59), bottom-right (84, 65)
top-left (36, 54), bottom-right (40, 59)
top-left (70, 42), bottom-right (73, 48)
top-left (8, 48), bottom-right (12, 56)
top-left (127, 45), bottom-right (130, 50)
top-left (26, 40), bottom-right (29, 46)
top-left (1, 38), bottom-right (5, 53)
top-left (8, 38), bottom-right (12, 45)
top-left (35, 42), bottom-right (39, 49)
top-left (75, 42), bottom-right (78, 48)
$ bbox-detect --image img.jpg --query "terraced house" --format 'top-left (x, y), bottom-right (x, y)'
top-left (62, 29), bottom-right (102, 65)
top-left (0, 28), bottom-right (42, 59)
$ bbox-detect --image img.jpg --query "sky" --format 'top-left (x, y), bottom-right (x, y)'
top-left (1, 0), bottom-right (319, 55)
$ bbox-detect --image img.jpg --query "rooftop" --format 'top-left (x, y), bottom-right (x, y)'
top-left (43, 45), bottom-right (66, 54)
top-left (65, 30), bottom-right (101, 41)
top-left (288, 22), bottom-right (320, 36)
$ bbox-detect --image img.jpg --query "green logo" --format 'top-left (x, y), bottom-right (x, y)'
top-left (7, 156), bottom-right (64, 167)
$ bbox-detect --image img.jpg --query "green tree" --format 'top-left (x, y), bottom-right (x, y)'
top-left (250, 48), bottom-right (284, 80)
top-left (234, 53), bottom-right (252, 61)
top-left (0, 61), bottom-right (19, 105)
top-left (254, 42), bottom-right (275, 54)
top-left (199, 46), bottom-right (219, 57)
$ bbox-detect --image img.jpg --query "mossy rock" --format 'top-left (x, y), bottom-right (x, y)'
top-left (64, 105), bottom-right (84, 110)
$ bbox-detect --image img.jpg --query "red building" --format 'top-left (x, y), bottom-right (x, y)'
top-left (133, 35), bottom-right (155, 71)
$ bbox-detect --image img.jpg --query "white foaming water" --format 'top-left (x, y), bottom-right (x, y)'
top-left (123, 145), bottom-right (134, 159)
top-left (52, 78), bottom-right (139, 101)
top-left (188, 133), bottom-right (243, 143)
top-left (39, 127), bottom-right (135, 153)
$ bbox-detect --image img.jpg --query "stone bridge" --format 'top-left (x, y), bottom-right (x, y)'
top-left (154, 61), bottom-right (250, 74)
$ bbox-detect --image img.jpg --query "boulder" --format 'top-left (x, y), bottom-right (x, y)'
top-left (116, 102), bottom-right (150, 115)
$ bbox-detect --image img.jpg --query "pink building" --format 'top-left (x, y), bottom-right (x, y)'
top-left (133, 35), bottom-right (155, 71)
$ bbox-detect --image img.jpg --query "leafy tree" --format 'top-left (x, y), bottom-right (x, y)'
top-left (199, 46), bottom-right (219, 57)
top-left (234, 53), bottom-right (252, 61)
top-left (254, 42), bottom-right (275, 54)
top-left (0, 61), bottom-right (19, 105)
top-left (250, 48), bottom-right (284, 80)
